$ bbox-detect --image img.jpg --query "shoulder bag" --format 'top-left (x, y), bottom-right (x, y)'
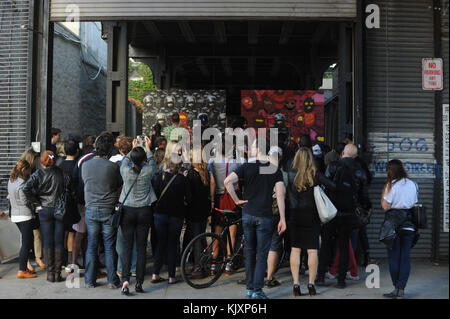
top-left (410, 182), bottom-right (427, 229)
top-left (314, 185), bottom-right (337, 224)
top-left (110, 172), bottom-right (140, 229)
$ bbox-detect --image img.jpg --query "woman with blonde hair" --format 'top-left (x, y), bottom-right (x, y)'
top-left (183, 147), bottom-right (211, 278)
top-left (7, 159), bottom-right (37, 278)
top-left (151, 154), bottom-right (187, 284)
top-left (19, 148), bottom-right (46, 270)
top-left (286, 147), bottom-right (333, 296)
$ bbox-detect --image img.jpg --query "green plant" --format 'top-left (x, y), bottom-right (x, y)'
top-left (128, 59), bottom-right (155, 111)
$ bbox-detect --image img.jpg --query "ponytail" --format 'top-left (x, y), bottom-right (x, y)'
top-left (10, 159), bottom-right (31, 182)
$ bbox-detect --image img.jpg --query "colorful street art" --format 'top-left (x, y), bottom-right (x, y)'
top-left (241, 90), bottom-right (325, 144)
top-left (142, 89), bottom-right (226, 137)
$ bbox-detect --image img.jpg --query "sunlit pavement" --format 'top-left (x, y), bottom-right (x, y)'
top-left (0, 259), bottom-right (447, 299)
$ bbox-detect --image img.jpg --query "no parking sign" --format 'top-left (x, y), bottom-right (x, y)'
top-left (422, 58), bottom-right (443, 90)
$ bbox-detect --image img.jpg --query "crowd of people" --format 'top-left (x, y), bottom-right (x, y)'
top-left (3, 112), bottom-right (421, 300)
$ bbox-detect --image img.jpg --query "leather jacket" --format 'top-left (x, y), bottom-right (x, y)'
top-left (22, 166), bottom-right (69, 209)
top-left (325, 157), bottom-right (372, 214)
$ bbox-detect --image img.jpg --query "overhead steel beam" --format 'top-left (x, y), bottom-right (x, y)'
top-left (271, 57), bottom-right (281, 77)
top-left (279, 21), bottom-right (295, 45)
top-left (142, 21), bottom-right (163, 42)
top-left (214, 21), bottom-right (227, 44)
top-left (222, 57), bottom-right (232, 77)
top-left (178, 21), bottom-right (196, 43)
top-left (248, 21), bottom-right (259, 45)
top-left (248, 57), bottom-right (256, 78)
top-left (196, 57), bottom-right (210, 77)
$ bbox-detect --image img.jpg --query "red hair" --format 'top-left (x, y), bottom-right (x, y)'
top-left (41, 150), bottom-right (56, 167)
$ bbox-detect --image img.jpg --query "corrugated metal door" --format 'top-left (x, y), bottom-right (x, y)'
top-left (0, 0), bottom-right (32, 210)
top-left (50, 0), bottom-right (357, 21)
top-left (365, 0), bottom-right (437, 258)
top-left (439, 0), bottom-right (449, 258)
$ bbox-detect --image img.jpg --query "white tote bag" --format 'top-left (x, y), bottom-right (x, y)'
top-left (314, 185), bottom-right (337, 224)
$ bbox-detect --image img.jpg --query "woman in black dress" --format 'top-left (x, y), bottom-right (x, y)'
top-left (287, 147), bottom-right (333, 296)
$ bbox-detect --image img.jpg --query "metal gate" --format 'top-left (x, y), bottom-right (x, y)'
top-left (365, 0), bottom-right (439, 258)
top-left (0, 0), bottom-right (33, 210)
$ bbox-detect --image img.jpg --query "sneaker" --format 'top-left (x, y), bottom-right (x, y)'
top-left (246, 290), bottom-right (253, 299)
top-left (315, 276), bottom-right (326, 286)
top-left (237, 278), bottom-right (246, 285)
top-left (251, 291), bottom-right (269, 299)
top-left (225, 262), bottom-right (233, 275)
top-left (325, 271), bottom-right (336, 279)
top-left (264, 278), bottom-right (281, 288)
top-left (336, 281), bottom-right (346, 289)
top-left (190, 266), bottom-right (205, 279)
top-left (346, 272), bottom-right (359, 281)
top-left (210, 263), bottom-right (216, 276)
top-left (383, 288), bottom-right (399, 298)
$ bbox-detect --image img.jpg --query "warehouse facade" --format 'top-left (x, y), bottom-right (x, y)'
top-left (0, 0), bottom-right (448, 259)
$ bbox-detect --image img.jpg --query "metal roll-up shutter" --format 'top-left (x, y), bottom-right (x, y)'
top-left (365, 0), bottom-right (436, 258)
top-left (439, 0), bottom-right (449, 258)
top-left (0, 0), bottom-right (32, 210)
top-left (50, 0), bottom-right (357, 21)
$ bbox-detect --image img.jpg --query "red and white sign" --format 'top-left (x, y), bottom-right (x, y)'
top-left (422, 58), bottom-right (443, 90)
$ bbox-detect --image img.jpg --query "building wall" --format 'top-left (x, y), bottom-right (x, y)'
top-left (51, 22), bottom-right (106, 140)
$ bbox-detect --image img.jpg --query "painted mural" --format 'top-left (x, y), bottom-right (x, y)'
top-left (142, 89), bottom-right (226, 136)
top-left (241, 90), bottom-right (325, 144)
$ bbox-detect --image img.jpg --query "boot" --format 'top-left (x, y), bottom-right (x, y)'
top-left (44, 248), bottom-right (55, 283)
top-left (55, 249), bottom-right (66, 282)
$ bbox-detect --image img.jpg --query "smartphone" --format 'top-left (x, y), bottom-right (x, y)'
top-left (136, 135), bottom-right (144, 147)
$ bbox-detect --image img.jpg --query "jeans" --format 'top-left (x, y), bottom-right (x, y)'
top-left (117, 227), bottom-right (137, 275)
top-left (350, 229), bottom-right (359, 254)
top-left (16, 220), bottom-right (35, 271)
top-left (39, 207), bottom-right (65, 249)
top-left (318, 214), bottom-right (356, 283)
top-left (184, 219), bottom-right (207, 266)
top-left (120, 206), bottom-right (151, 284)
top-left (387, 230), bottom-right (415, 289)
top-left (152, 213), bottom-right (184, 278)
top-left (359, 226), bottom-right (370, 253)
top-left (85, 206), bottom-right (119, 286)
top-left (242, 214), bottom-right (273, 293)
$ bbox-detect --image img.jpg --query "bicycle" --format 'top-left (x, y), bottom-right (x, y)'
top-left (181, 208), bottom-right (244, 289)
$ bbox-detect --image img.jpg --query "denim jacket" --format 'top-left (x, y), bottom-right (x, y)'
top-left (119, 151), bottom-right (157, 207)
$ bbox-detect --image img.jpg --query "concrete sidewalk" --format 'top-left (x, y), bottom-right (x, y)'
top-left (0, 259), bottom-right (447, 299)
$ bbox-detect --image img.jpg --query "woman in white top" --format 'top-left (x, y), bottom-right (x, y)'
top-left (7, 159), bottom-right (37, 279)
top-left (381, 159), bottom-right (417, 299)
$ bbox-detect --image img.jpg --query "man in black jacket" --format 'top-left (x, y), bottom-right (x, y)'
top-left (316, 143), bottom-right (371, 288)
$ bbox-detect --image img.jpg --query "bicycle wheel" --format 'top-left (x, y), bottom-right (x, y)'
top-left (181, 232), bottom-right (227, 289)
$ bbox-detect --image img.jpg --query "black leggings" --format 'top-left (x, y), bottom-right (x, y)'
top-left (16, 220), bottom-right (35, 271)
top-left (120, 206), bottom-right (152, 284)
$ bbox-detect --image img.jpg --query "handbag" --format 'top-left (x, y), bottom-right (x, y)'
top-left (219, 161), bottom-right (237, 212)
top-left (410, 183), bottom-right (427, 229)
top-left (110, 173), bottom-right (140, 229)
top-left (314, 185), bottom-right (337, 224)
